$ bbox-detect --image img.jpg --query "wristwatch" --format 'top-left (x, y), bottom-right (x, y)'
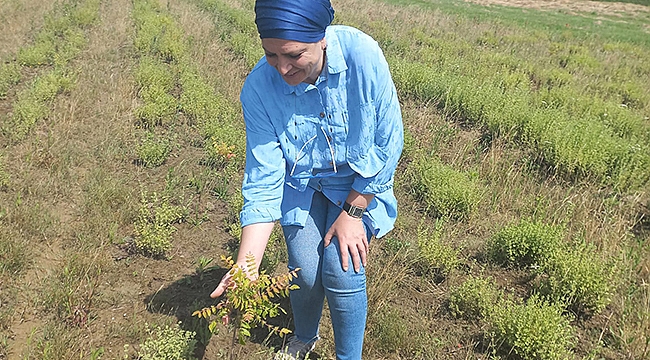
top-left (343, 201), bottom-right (365, 219)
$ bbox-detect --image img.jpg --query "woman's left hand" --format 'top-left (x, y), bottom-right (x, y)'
top-left (324, 211), bottom-right (368, 272)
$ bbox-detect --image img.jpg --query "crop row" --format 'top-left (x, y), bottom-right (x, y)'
top-left (0, 0), bottom-right (100, 141)
top-left (338, 13), bottom-right (650, 191)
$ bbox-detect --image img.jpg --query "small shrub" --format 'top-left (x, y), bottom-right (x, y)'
top-left (538, 241), bottom-right (617, 314)
top-left (137, 132), bottom-right (171, 167)
top-left (486, 219), bottom-right (563, 269)
top-left (411, 157), bottom-right (481, 220)
top-left (449, 276), bottom-right (500, 320)
top-left (134, 191), bottom-right (185, 257)
top-left (416, 220), bottom-right (461, 279)
top-left (137, 323), bottom-right (197, 360)
top-left (193, 254), bottom-right (298, 345)
top-left (487, 295), bottom-right (574, 360)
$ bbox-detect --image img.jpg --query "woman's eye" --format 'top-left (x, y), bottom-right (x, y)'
top-left (289, 53), bottom-right (301, 59)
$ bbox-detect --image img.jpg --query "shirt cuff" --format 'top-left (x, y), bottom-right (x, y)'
top-left (239, 207), bottom-right (281, 227)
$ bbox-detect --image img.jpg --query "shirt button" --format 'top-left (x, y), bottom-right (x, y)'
top-left (319, 112), bottom-right (325, 118)
top-left (336, 200), bottom-right (341, 206)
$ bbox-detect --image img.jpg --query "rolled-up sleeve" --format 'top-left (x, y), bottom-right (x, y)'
top-left (351, 45), bottom-right (404, 195)
top-left (239, 80), bottom-right (286, 227)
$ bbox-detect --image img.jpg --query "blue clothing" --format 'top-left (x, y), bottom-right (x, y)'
top-left (283, 191), bottom-right (373, 360)
top-left (239, 25), bottom-right (403, 238)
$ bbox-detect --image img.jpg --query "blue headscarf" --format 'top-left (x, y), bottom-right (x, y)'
top-left (255, 0), bottom-right (335, 43)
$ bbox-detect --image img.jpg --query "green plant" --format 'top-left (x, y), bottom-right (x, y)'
top-left (8, 69), bottom-right (75, 139)
top-left (411, 157), bottom-right (481, 220)
top-left (0, 155), bottom-right (9, 189)
top-left (0, 63), bottom-right (21, 99)
top-left (134, 191), bottom-right (186, 257)
top-left (193, 254), bottom-right (299, 345)
top-left (487, 295), bottom-right (574, 360)
top-left (194, 256), bottom-right (216, 280)
top-left (538, 240), bottom-right (618, 314)
top-left (137, 323), bottom-right (197, 360)
top-left (449, 276), bottom-right (500, 320)
top-left (486, 219), bottom-right (564, 269)
top-left (137, 132), bottom-right (171, 167)
top-left (416, 220), bottom-right (461, 278)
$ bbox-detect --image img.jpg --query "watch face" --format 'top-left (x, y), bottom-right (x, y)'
top-left (351, 206), bottom-right (364, 218)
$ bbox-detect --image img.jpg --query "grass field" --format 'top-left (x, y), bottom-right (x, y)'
top-left (0, 0), bottom-right (649, 359)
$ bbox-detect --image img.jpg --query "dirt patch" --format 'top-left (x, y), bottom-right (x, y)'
top-left (464, 0), bottom-right (650, 17)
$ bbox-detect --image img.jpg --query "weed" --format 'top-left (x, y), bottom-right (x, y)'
top-left (134, 191), bottom-right (186, 257)
top-left (43, 255), bottom-right (101, 327)
top-left (137, 323), bottom-right (197, 360)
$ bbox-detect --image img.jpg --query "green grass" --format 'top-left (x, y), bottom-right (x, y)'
top-left (381, 0), bottom-right (650, 46)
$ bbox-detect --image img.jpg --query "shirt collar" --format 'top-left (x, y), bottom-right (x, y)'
top-left (282, 26), bottom-right (348, 96)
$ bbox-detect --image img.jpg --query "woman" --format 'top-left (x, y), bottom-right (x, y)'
top-left (211, 1), bottom-right (403, 359)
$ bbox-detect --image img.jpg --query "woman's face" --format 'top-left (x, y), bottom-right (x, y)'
top-left (261, 38), bottom-right (326, 86)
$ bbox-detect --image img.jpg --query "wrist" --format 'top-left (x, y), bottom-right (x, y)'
top-left (342, 201), bottom-right (365, 219)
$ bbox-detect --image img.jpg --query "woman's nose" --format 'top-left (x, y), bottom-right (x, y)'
top-left (278, 57), bottom-right (292, 74)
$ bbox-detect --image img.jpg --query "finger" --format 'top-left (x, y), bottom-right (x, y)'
top-left (359, 242), bottom-right (367, 268)
top-left (340, 243), bottom-right (349, 272)
top-left (362, 237), bottom-right (369, 266)
top-left (324, 230), bottom-right (333, 247)
top-left (210, 276), bottom-right (230, 298)
top-left (351, 248), bottom-right (361, 273)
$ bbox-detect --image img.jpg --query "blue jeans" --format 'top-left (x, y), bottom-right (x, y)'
top-left (282, 191), bottom-right (372, 360)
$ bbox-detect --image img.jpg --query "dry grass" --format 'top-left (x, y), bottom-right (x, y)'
top-left (0, 0), bottom-right (58, 60)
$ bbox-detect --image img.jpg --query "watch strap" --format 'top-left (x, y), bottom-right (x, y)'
top-left (343, 201), bottom-right (365, 219)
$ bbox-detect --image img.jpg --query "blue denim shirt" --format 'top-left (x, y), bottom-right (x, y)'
top-left (239, 25), bottom-right (403, 238)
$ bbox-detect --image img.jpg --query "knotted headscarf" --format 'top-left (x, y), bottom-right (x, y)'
top-left (255, 0), bottom-right (335, 43)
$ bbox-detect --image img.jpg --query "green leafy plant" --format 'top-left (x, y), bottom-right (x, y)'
top-left (487, 295), bottom-right (574, 360)
top-left (538, 240), bottom-right (618, 314)
top-left (137, 132), bottom-right (171, 167)
top-left (416, 220), bottom-right (461, 279)
top-left (486, 219), bottom-right (564, 269)
top-left (0, 155), bottom-right (9, 190)
top-left (0, 63), bottom-right (21, 99)
top-left (137, 323), bottom-right (197, 360)
top-left (193, 254), bottom-right (299, 346)
top-left (9, 69), bottom-right (75, 139)
top-left (134, 191), bottom-right (186, 257)
top-left (449, 276), bottom-right (500, 320)
top-left (411, 156), bottom-right (481, 220)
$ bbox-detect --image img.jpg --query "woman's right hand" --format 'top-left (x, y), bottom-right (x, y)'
top-left (210, 270), bottom-right (234, 299)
